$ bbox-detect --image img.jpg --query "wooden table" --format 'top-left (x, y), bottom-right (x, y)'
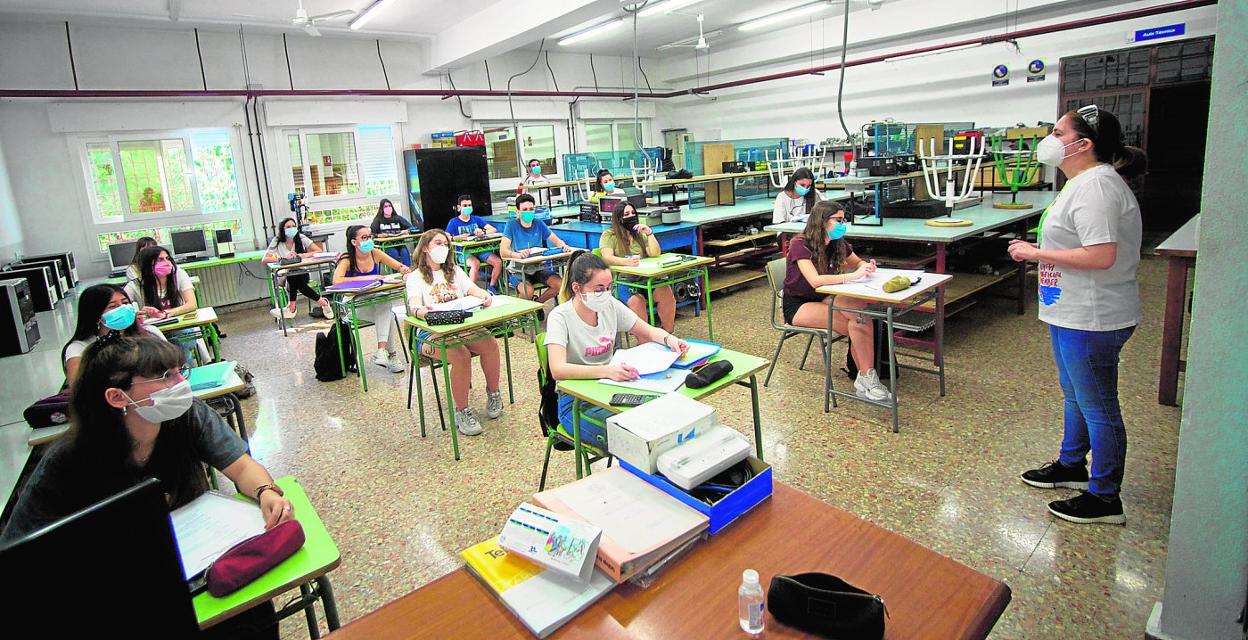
top-left (1155, 214), bottom-right (1198, 406)
top-left (323, 482), bottom-right (1010, 640)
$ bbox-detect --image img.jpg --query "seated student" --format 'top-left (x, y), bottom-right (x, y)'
top-left (125, 236), bottom-right (159, 281)
top-left (589, 169), bottom-right (625, 203)
top-left (772, 167), bottom-right (823, 224)
top-left (124, 245), bottom-right (209, 365)
top-left (62, 284), bottom-right (168, 385)
top-left (262, 217), bottom-right (334, 321)
top-left (499, 193), bottom-right (571, 304)
top-left (332, 225), bottom-right (411, 373)
top-left (445, 194), bottom-right (502, 294)
top-left (599, 201), bottom-right (677, 333)
top-left (406, 229), bottom-right (503, 436)
top-left (2, 335), bottom-right (290, 639)
top-left (545, 252), bottom-right (689, 449)
top-left (783, 201), bottom-right (891, 402)
top-left (369, 198), bottom-right (414, 266)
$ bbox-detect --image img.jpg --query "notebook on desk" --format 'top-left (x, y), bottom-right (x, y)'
top-left (187, 361), bottom-right (233, 391)
top-left (531, 467), bottom-right (708, 582)
top-left (325, 278), bottom-right (383, 293)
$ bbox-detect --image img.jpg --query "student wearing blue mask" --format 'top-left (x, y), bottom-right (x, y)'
top-left (333, 225), bottom-right (412, 373)
top-left (589, 169), bottom-right (625, 203)
top-left (262, 217), bottom-right (334, 321)
top-left (781, 201), bottom-right (890, 402)
top-left (500, 194), bottom-right (571, 304)
top-left (62, 284), bottom-right (167, 384)
top-left (445, 194), bottom-right (502, 294)
top-left (773, 167), bottom-right (823, 224)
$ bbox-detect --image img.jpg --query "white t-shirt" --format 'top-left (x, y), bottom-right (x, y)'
top-left (63, 324), bottom-right (166, 363)
top-left (544, 299), bottom-right (638, 366)
top-left (405, 265), bottom-right (474, 310)
top-left (124, 269), bottom-right (194, 310)
top-left (1037, 163), bottom-right (1141, 331)
top-left (521, 174), bottom-right (551, 207)
top-left (265, 234), bottom-right (314, 260)
top-left (772, 190), bottom-right (823, 224)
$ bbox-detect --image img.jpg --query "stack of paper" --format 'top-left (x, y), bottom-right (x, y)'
top-left (607, 342), bottom-right (680, 375)
top-left (325, 278), bottom-right (383, 293)
top-left (170, 492), bottom-right (266, 580)
top-left (461, 537), bottom-right (616, 639)
top-left (532, 467), bottom-right (708, 582)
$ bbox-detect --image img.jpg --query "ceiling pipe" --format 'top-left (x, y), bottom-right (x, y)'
top-left (0, 0), bottom-right (1214, 101)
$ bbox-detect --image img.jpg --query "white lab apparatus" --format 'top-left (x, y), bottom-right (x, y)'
top-left (606, 394), bottom-right (717, 474)
top-left (656, 425), bottom-right (752, 490)
top-left (918, 136), bottom-right (985, 216)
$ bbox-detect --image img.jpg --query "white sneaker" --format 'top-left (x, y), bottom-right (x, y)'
top-left (372, 350), bottom-right (389, 368)
top-left (455, 407), bottom-right (483, 436)
top-left (386, 352), bottom-right (406, 373)
top-left (854, 369), bottom-right (893, 402)
top-left (486, 390), bottom-right (503, 419)
top-left (270, 307), bottom-right (296, 320)
top-left (321, 303), bottom-right (335, 320)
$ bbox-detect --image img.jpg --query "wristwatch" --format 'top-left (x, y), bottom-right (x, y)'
top-left (253, 483), bottom-right (284, 501)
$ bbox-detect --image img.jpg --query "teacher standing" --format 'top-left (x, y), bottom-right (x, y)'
top-left (1008, 105), bottom-right (1147, 525)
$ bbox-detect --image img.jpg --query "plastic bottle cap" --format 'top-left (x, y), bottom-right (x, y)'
top-left (743, 569), bottom-right (759, 584)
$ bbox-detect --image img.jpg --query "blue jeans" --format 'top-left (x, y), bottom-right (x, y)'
top-left (1050, 324), bottom-right (1135, 498)
top-left (384, 246), bottom-right (411, 266)
top-left (557, 392), bottom-right (612, 450)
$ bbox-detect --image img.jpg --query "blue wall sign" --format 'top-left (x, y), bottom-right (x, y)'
top-left (1134, 23), bottom-right (1185, 42)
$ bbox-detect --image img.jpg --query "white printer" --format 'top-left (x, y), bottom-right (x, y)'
top-left (656, 425), bottom-right (752, 490)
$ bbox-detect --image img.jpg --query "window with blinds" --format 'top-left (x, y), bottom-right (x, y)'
top-left (357, 124), bottom-right (398, 197)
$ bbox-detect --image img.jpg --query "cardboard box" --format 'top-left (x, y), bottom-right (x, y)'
top-left (606, 394), bottom-right (716, 474)
top-left (620, 456), bottom-right (773, 535)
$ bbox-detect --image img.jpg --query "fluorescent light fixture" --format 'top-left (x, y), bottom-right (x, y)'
top-left (884, 42), bottom-right (982, 63)
top-left (349, 0), bottom-right (397, 31)
top-left (557, 18), bottom-right (625, 46)
top-left (639, 0), bottom-right (704, 18)
top-left (738, 2), bottom-right (829, 32)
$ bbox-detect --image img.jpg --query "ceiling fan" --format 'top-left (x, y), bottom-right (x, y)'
top-left (290, 0), bottom-right (354, 36)
top-left (657, 14), bottom-right (719, 51)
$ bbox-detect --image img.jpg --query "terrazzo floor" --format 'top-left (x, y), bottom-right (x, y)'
top-left (208, 255), bottom-right (1181, 639)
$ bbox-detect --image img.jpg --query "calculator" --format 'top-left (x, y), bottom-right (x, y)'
top-left (610, 393), bottom-right (655, 407)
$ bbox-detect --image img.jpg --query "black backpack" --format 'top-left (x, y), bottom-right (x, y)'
top-left (537, 356), bottom-right (573, 451)
top-left (314, 321), bottom-right (357, 382)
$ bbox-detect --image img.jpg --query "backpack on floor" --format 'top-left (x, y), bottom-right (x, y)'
top-left (314, 321), bottom-right (357, 382)
top-left (844, 317), bottom-right (900, 383)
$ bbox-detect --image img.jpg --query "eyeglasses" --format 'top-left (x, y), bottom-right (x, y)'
top-left (134, 365), bottom-right (190, 386)
top-left (1077, 104), bottom-right (1100, 135)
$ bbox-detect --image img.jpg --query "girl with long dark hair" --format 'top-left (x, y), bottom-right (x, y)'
top-left (124, 245), bottom-right (206, 364)
top-left (262, 217), bottom-right (334, 321)
top-left (781, 200), bottom-right (891, 402)
top-left (61, 284), bottom-right (166, 384)
top-left (772, 167), bottom-right (822, 224)
top-left (598, 201), bottom-right (677, 332)
top-left (125, 236), bottom-right (158, 280)
top-left (370, 198), bottom-right (414, 265)
top-left (332, 224), bottom-right (411, 373)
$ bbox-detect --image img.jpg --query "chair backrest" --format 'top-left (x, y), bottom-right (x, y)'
top-left (765, 257), bottom-right (786, 329)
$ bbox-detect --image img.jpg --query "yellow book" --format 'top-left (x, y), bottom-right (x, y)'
top-left (461, 536), bottom-right (616, 639)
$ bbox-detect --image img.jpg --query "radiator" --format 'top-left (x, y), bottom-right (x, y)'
top-left (189, 261), bottom-right (270, 307)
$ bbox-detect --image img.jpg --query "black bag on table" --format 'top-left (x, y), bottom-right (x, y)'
top-left (768, 572), bottom-right (886, 639)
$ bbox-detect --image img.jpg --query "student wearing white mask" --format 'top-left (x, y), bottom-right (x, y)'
top-left (1009, 105), bottom-right (1147, 525)
top-left (406, 229), bottom-right (503, 437)
top-left (545, 252), bottom-right (689, 450)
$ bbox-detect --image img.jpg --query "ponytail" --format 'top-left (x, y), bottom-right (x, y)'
top-left (1113, 145), bottom-right (1148, 180)
top-left (559, 251), bottom-right (607, 304)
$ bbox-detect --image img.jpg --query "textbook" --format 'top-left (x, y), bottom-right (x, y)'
top-left (187, 361), bottom-right (233, 391)
top-left (324, 278), bottom-right (383, 293)
top-left (531, 467), bottom-right (708, 582)
top-left (461, 536), bottom-right (615, 639)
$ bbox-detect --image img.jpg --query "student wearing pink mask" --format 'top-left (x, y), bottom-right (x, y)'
top-left (124, 246), bottom-right (208, 364)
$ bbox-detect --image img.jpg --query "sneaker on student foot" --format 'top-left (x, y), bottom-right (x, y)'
top-left (386, 352), bottom-right (406, 373)
top-left (487, 285), bottom-right (500, 296)
top-left (455, 407), bottom-right (483, 436)
top-left (486, 390), bottom-right (503, 419)
top-left (1021, 460), bottom-right (1090, 490)
top-left (270, 307), bottom-right (297, 320)
top-left (854, 369), bottom-right (892, 402)
top-left (372, 350), bottom-right (389, 368)
top-left (1048, 491), bottom-right (1125, 525)
top-left (321, 303), bottom-right (335, 320)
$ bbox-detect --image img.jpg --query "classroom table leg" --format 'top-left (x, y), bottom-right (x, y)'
top-left (886, 306), bottom-right (899, 433)
top-left (229, 393), bottom-right (250, 451)
top-left (823, 302), bottom-right (834, 412)
top-left (440, 342), bottom-right (461, 460)
top-left (206, 323), bottom-right (221, 362)
top-left (1158, 256), bottom-right (1189, 406)
top-left (352, 302), bottom-right (369, 393)
top-left (413, 356), bottom-right (428, 438)
top-left (334, 303), bottom-right (347, 379)
top-left (749, 374), bottom-right (764, 460)
top-left (504, 330), bottom-right (514, 404)
top-left (645, 279), bottom-right (658, 328)
top-left (573, 398), bottom-right (584, 480)
top-left (317, 576), bottom-right (340, 631)
top-left (935, 286), bottom-right (947, 397)
top-left (299, 583), bottom-right (321, 639)
top-left (701, 265), bottom-right (714, 340)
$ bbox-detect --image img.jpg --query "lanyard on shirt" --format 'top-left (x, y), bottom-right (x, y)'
top-left (1031, 182), bottom-right (1069, 245)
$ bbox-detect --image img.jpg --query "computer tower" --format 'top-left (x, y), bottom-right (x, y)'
top-left (213, 228), bottom-right (235, 259)
top-left (0, 278), bottom-right (39, 356)
top-left (403, 147), bottom-right (492, 233)
top-left (0, 265), bottom-right (58, 311)
top-left (20, 252), bottom-right (78, 288)
top-left (15, 258), bottom-right (68, 298)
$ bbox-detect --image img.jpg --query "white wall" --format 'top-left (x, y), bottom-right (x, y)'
top-left (656, 0), bottom-right (1219, 143)
top-left (0, 20), bottom-right (661, 277)
top-left (0, 130), bottom-right (21, 262)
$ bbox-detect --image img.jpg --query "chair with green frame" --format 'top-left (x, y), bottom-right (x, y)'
top-left (536, 332), bottom-right (613, 491)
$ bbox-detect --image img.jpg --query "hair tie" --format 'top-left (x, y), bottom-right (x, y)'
top-left (97, 330), bottom-right (126, 347)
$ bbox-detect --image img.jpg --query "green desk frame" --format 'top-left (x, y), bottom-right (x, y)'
top-left (330, 283), bottom-right (406, 392)
top-left (611, 254), bottom-right (715, 339)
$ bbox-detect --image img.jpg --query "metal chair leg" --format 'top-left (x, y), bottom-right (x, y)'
top-left (430, 361), bottom-right (447, 431)
top-left (539, 433), bottom-right (555, 491)
top-left (764, 331), bottom-right (790, 387)
top-left (799, 333), bottom-right (815, 370)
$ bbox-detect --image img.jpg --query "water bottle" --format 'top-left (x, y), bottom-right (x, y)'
top-left (738, 569), bottom-right (765, 634)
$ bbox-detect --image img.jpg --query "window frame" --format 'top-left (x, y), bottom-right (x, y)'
top-left (477, 121), bottom-right (564, 193)
top-left (582, 120), bottom-right (646, 155)
top-left (285, 126), bottom-right (365, 204)
top-left (78, 130), bottom-right (211, 224)
top-left (275, 123), bottom-right (404, 224)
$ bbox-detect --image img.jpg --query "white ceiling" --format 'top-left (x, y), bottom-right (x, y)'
top-left (0, 0), bottom-right (891, 52)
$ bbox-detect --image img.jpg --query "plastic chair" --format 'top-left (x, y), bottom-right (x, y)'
top-left (536, 332), bottom-right (612, 491)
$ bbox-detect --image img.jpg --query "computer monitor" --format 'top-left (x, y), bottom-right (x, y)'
top-left (171, 230), bottom-right (211, 262)
top-left (0, 478), bottom-right (200, 635)
top-left (107, 240), bottom-right (139, 273)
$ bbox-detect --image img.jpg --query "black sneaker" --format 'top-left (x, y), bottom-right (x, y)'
top-left (1021, 460), bottom-right (1089, 490)
top-left (1048, 491), bottom-right (1125, 525)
